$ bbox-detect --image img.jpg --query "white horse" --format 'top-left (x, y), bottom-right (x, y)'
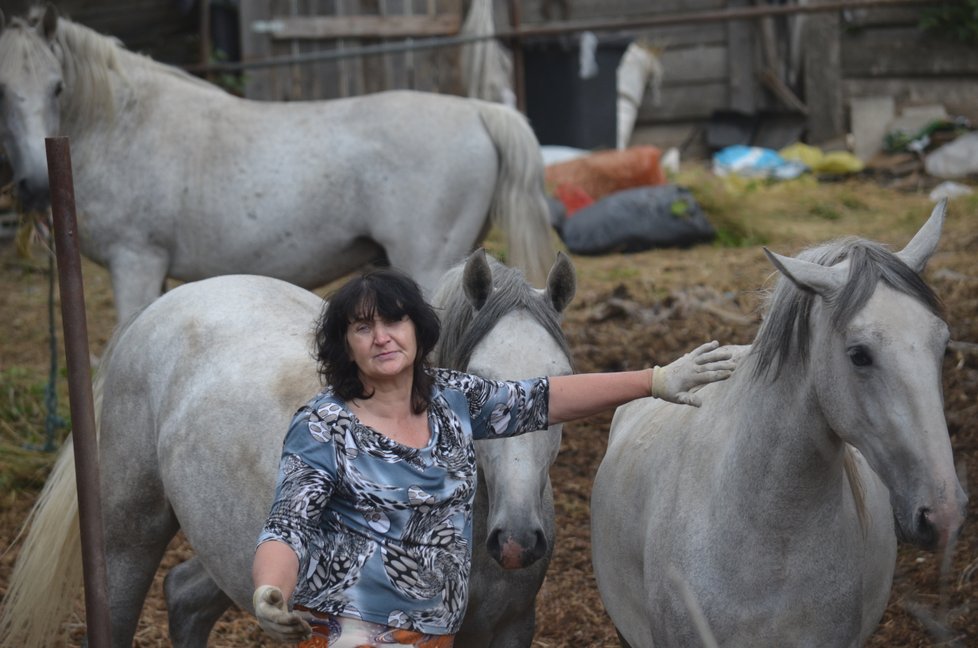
top-left (591, 200), bottom-right (967, 646)
top-left (0, 6), bottom-right (554, 322)
top-left (432, 250), bottom-right (574, 647)
top-left (0, 250), bottom-right (575, 648)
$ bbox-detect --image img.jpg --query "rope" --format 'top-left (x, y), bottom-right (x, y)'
top-left (19, 215), bottom-right (67, 453)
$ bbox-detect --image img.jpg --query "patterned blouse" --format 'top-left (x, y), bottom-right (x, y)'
top-left (256, 368), bottom-right (550, 635)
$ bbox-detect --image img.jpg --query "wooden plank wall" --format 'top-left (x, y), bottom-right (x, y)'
top-left (507, 1), bottom-right (976, 152)
top-left (503, 0), bottom-right (740, 154)
top-left (239, 0), bottom-right (464, 102)
top-left (500, 0), bottom-right (733, 125)
top-left (30, 1), bottom-right (977, 153)
top-left (840, 6), bottom-right (978, 123)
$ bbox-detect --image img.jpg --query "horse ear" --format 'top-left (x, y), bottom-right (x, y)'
top-left (462, 248), bottom-right (493, 310)
top-left (42, 3), bottom-right (58, 39)
top-left (545, 251), bottom-right (576, 314)
top-left (896, 198), bottom-right (946, 274)
top-left (763, 247), bottom-right (846, 296)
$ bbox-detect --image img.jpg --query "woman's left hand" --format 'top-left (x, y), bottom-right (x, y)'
top-left (651, 340), bottom-right (741, 407)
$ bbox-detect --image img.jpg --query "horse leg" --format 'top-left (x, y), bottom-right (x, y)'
top-left (107, 247), bottom-right (169, 322)
top-left (487, 612), bottom-right (536, 648)
top-left (99, 414), bottom-right (180, 646)
top-left (164, 556), bottom-right (233, 648)
top-left (102, 511), bottom-right (179, 647)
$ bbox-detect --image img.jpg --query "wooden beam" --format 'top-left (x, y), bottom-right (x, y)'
top-left (264, 15), bottom-right (461, 40)
top-left (804, 7), bottom-right (844, 144)
top-left (239, 0), bottom-right (276, 100)
top-left (726, 0), bottom-right (755, 113)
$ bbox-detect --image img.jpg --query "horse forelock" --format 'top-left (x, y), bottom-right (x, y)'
top-left (434, 258), bottom-right (571, 371)
top-left (751, 237), bottom-right (944, 382)
top-left (0, 18), bottom-right (53, 78)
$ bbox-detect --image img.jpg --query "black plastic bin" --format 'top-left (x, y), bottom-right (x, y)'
top-left (523, 35), bottom-right (629, 150)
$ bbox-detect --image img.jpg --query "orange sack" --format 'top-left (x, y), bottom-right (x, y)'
top-left (544, 145), bottom-right (666, 201)
top-left (552, 182), bottom-right (595, 216)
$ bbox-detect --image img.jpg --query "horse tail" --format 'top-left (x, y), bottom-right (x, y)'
top-left (475, 102), bottom-right (554, 288)
top-left (0, 438), bottom-right (84, 648)
top-left (0, 328), bottom-right (117, 648)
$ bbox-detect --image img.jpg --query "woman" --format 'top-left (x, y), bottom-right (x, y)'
top-left (252, 268), bottom-right (736, 647)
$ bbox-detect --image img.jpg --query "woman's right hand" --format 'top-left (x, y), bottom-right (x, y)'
top-left (253, 584), bottom-right (312, 643)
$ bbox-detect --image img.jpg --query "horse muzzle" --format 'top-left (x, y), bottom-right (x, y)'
top-left (897, 489), bottom-right (968, 552)
top-left (487, 527), bottom-right (549, 570)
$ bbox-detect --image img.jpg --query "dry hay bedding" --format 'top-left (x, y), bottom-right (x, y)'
top-left (0, 182), bottom-right (976, 647)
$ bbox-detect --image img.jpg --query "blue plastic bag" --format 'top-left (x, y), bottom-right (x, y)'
top-left (712, 145), bottom-right (806, 180)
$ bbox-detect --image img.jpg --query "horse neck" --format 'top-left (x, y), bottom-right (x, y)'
top-left (59, 21), bottom-right (223, 143)
top-left (717, 354), bottom-right (851, 521)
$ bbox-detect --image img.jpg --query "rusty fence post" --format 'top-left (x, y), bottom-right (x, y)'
top-left (45, 136), bottom-right (113, 647)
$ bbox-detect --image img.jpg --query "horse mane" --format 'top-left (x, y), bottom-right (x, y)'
top-left (432, 256), bottom-right (573, 372)
top-left (750, 236), bottom-right (945, 383)
top-left (1, 9), bottom-right (223, 133)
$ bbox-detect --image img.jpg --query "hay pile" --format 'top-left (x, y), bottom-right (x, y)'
top-left (1, 175), bottom-right (976, 646)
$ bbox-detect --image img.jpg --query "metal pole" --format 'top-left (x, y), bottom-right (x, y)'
top-left (45, 136), bottom-right (112, 648)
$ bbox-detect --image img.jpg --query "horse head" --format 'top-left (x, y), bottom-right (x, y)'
top-left (436, 249), bottom-right (575, 570)
top-left (763, 199), bottom-right (966, 552)
top-left (0, 3), bottom-right (61, 212)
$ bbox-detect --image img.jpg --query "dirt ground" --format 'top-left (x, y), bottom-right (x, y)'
top-left (1, 175), bottom-right (977, 646)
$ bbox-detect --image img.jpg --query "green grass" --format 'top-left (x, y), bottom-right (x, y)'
top-left (676, 164), bottom-right (944, 250)
top-left (0, 366), bottom-right (67, 490)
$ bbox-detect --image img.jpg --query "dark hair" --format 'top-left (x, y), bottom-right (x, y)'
top-left (315, 268), bottom-right (441, 413)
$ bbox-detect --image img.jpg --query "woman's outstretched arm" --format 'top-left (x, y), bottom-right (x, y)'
top-left (547, 340), bottom-right (738, 423)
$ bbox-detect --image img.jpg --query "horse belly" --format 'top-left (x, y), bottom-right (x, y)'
top-left (102, 276), bottom-right (323, 609)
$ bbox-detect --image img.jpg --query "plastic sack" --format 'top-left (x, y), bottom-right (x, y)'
top-left (545, 146), bottom-right (666, 200)
top-left (925, 132), bottom-right (978, 179)
top-left (541, 145), bottom-right (590, 166)
top-left (712, 145), bottom-right (806, 180)
top-left (553, 182), bottom-right (595, 216)
top-left (558, 184), bottom-right (715, 255)
top-left (779, 143), bottom-right (864, 175)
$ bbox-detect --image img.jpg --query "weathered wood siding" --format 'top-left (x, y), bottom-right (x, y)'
top-left (840, 6), bottom-right (978, 123)
top-left (27, 1), bottom-right (977, 153)
top-left (238, 0), bottom-right (465, 102)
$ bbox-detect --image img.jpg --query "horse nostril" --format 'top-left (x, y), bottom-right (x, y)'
top-left (486, 528), bottom-right (502, 558)
top-left (531, 529), bottom-right (548, 561)
top-left (915, 507), bottom-right (938, 550)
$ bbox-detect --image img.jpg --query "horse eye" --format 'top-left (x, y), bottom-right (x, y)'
top-left (53, 81), bottom-right (64, 97)
top-left (849, 347), bottom-right (873, 367)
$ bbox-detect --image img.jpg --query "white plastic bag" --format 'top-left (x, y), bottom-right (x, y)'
top-left (925, 132), bottom-right (978, 179)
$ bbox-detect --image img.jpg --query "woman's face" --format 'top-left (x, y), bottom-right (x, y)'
top-left (345, 312), bottom-right (418, 383)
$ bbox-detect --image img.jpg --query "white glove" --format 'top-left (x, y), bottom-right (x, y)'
top-left (651, 340), bottom-right (738, 407)
top-left (253, 585), bottom-right (312, 643)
